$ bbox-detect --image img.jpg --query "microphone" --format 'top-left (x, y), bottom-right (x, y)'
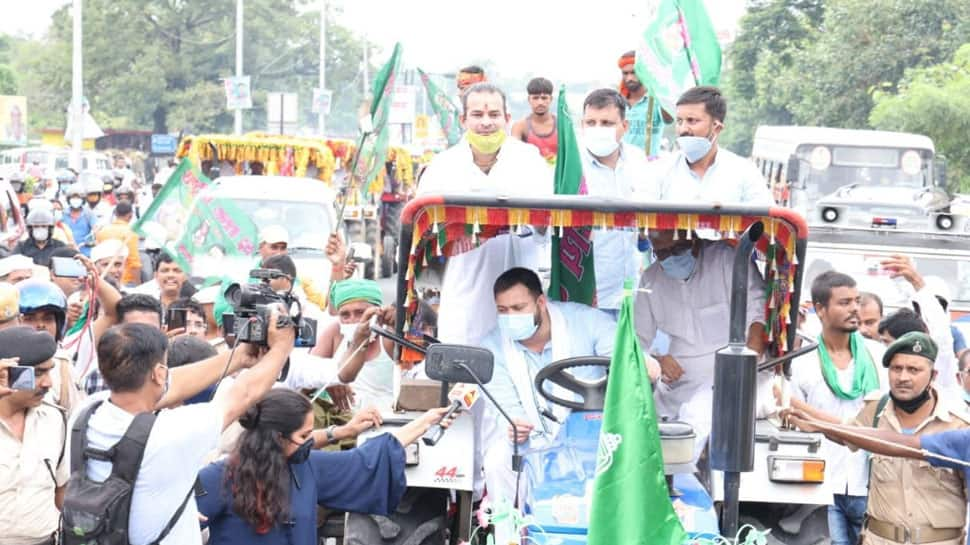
top-left (422, 384), bottom-right (479, 446)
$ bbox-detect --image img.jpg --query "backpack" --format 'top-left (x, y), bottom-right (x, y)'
top-left (60, 401), bottom-right (192, 545)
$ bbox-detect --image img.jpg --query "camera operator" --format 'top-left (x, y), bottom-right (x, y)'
top-left (65, 307), bottom-right (295, 545)
top-left (0, 327), bottom-right (65, 545)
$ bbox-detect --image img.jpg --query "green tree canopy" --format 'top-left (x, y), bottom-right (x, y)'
top-left (10, 0), bottom-right (374, 136)
top-left (871, 44), bottom-right (970, 192)
top-left (723, 0), bottom-right (970, 156)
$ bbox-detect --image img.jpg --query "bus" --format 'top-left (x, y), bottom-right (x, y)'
top-left (751, 126), bottom-right (955, 232)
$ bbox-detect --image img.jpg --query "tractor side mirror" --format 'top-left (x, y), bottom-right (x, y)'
top-left (424, 344), bottom-right (494, 384)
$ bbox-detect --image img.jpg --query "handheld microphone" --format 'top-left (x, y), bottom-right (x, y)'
top-left (422, 384), bottom-right (479, 446)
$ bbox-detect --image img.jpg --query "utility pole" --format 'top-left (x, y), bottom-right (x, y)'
top-left (362, 42), bottom-right (369, 96)
top-left (70, 0), bottom-right (83, 171)
top-left (318, 0), bottom-right (326, 136)
top-left (234, 0), bottom-right (244, 135)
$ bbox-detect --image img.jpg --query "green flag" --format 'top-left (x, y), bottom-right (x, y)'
top-left (548, 85), bottom-right (596, 305)
top-left (587, 282), bottom-right (687, 545)
top-left (634, 0), bottom-right (722, 114)
top-left (352, 42), bottom-right (403, 188)
top-left (133, 158), bottom-right (258, 273)
top-left (418, 68), bottom-right (461, 147)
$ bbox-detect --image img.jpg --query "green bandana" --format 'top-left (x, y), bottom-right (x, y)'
top-left (818, 332), bottom-right (879, 400)
top-left (329, 279), bottom-right (382, 310)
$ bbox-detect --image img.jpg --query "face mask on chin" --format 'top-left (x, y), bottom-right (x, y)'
top-left (891, 384), bottom-right (933, 414)
top-left (466, 130), bottom-right (506, 155)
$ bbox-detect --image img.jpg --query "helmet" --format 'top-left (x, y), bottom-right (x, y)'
top-left (66, 184), bottom-right (85, 198)
top-left (114, 183), bottom-right (135, 198)
top-left (16, 279), bottom-right (67, 340)
top-left (81, 172), bottom-right (103, 194)
top-left (26, 198), bottom-right (53, 216)
top-left (9, 171), bottom-right (24, 183)
top-left (55, 170), bottom-right (77, 185)
top-left (0, 282), bottom-right (18, 323)
top-left (26, 208), bottom-right (54, 226)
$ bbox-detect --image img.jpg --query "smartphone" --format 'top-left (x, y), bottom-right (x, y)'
top-left (8, 366), bottom-right (36, 391)
top-left (51, 256), bottom-right (87, 278)
top-left (166, 307), bottom-right (188, 331)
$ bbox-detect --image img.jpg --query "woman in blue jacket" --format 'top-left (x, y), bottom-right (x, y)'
top-left (197, 388), bottom-right (451, 544)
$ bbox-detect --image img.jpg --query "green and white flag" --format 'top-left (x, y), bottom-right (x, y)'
top-left (133, 158), bottom-right (258, 273)
top-left (587, 281), bottom-right (686, 545)
top-left (634, 0), bottom-right (722, 114)
top-left (352, 42), bottom-right (403, 188)
top-left (418, 67), bottom-right (462, 147)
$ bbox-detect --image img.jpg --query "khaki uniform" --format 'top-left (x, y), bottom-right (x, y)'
top-left (851, 387), bottom-right (970, 545)
top-left (0, 402), bottom-right (69, 545)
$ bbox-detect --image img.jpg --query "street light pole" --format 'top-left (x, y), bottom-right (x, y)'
top-left (70, 0), bottom-right (83, 171)
top-left (234, 0), bottom-right (244, 135)
top-left (318, 0), bottom-right (326, 136)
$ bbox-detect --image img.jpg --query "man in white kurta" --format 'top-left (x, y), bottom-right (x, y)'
top-left (415, 83), bottom-right (552, 503)
top-left (635, 230), bottom-right (767, 461)
top-left (416, 84), bottom-right (552, 346)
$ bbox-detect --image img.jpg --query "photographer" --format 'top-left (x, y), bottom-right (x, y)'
top-left (197, 388), bottom-right (453, 544)
top-left (64, 307), bottom-right (295, 545)
top-left (0, 327), bottom-right (65, 545)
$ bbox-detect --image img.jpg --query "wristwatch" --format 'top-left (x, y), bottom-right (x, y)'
top-left (325, 425), bottom-right (338, 445)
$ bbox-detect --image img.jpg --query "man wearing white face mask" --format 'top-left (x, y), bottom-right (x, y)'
top-left (646, 86), bottom-right (773, 205)
top-left (580, 89), bottom-right (654, 314)
top-left (634, 229), bottom-right (768, 461)
top-left (478, 267), bottom-right (640, 529)
top-left (14, 208), bottom-right (67, 266)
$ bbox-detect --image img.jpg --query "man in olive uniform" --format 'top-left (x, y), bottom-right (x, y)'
top-left (787, 332), bottom-right (969, 545)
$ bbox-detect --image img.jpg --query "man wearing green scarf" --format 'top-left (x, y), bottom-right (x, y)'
top-left (780, 271), bottom-right (887, 545)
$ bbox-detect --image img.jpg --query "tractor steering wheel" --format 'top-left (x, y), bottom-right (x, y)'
top-left (533, 356), bottom-right (611, 411)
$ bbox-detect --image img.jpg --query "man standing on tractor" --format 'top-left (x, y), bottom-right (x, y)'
top-left (511, 77), bottom-right (557, 163)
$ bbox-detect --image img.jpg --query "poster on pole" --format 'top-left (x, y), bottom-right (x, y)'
top-left (0, 95), bottom-right (27, 146)
top-left (312, 88), bottom-right (333, 115)
top-left (225, 76), bottom-right (253, 110)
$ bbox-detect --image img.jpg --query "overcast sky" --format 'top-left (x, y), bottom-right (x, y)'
top-left (3, 0), bottom-right (745, 90)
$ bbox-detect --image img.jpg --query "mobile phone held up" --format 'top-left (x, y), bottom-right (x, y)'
top-left (166, 307), bottom-right (188, 332)
top-left (8, 366), bottom-right (36, 391)
top-left (51, 256), bottom-right (87, 278)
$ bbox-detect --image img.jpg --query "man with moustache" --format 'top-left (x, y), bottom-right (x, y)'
top-left (778, 271), bottom-right (886, 545)
top-left (0, 327), bottom-right (67, 545)
top-left (786, 331), bottom-right (969, 545)
top-left (618, 50), bottom-right (671, 157)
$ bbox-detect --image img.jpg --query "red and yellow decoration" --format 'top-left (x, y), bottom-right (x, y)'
top-left (177, 133), bottom-right (339, 182)
top-left (401, 201), bottom-right (806, 357)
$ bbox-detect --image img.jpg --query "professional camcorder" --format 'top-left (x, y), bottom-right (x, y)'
top-left (224, 268), bottom-right (317, 347)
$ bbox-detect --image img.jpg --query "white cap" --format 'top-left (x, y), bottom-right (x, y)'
top-left (0, 254), bottom-right (34, 278)
top-left (91, 239), bottom-right (129, 262)
top-left (193, 284), bottom-right (221, 305)
top-left (259, 225), bottom-right (289, 245)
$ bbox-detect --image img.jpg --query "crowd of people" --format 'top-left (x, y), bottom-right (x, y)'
top-left (0, 53), bottom-right (967, 545)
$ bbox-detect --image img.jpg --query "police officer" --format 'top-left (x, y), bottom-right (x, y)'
top-left (0, 326), bottom-right (67, 545)
top-left (787, 332), bottom-right (969, 545)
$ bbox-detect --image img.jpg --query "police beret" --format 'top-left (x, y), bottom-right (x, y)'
top-left (0, 326), bottom-right (57, 366)
top-left (882, 331), bottom-right (937, 367)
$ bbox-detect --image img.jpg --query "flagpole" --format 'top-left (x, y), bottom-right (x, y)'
top-left (234, 0), bottom-right (244, 135)
top-left (645, 95), bottom-right (655, 157)
top-left (70, 0), bottom-right (83, 171)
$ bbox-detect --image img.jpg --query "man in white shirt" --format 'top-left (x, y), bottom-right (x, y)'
top-left (781, 270), bottom-right (886, 545)
top-left (635, 229), bottom-right (767, 461)
top-left (579, 88), bottom-right (653, 313)
top-left (67, 312), bottom-right (294, 545)
top-left (416, 82), bottom-right (552, 346)
top-left (645, 86), bottom-right (773, 205)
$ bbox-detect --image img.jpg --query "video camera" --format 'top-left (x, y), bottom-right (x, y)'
top-left (223, 268), bottom-right (317, 347)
